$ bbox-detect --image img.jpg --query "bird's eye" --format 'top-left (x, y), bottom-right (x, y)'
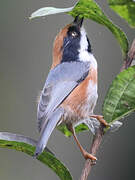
top-left (71, 31), bottom-right (78, 37)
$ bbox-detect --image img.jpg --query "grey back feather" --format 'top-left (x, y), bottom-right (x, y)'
top-left (37, 61), bottom-right (90, 132)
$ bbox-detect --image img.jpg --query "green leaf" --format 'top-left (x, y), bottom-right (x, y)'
top-left (57, 123), bottom-right (89, 137)
top-left (30, 0), bottom-right (129, 56)
top-left (108, 0), bottom-right (135, 28)
top-left (69, 0), bottom-right (128, 56)
top-left (103, 66), bottom-right (135, 124)
top-left (0, 132), bottom-right (72, 180)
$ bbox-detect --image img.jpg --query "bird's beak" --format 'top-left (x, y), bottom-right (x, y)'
top-left (73, 16), bottom-right (84, 28)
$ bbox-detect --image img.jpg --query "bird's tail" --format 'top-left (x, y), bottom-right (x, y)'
top-left (34, 108), bottom-right (64, 158)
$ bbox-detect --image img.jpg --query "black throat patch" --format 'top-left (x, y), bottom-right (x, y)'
top-left (61, 25), bottom-right (81, 62)
top-left (61, 25), bottom-right (92, 63)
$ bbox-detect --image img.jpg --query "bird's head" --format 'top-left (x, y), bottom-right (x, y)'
top-left (52, 16), bottom-right (92, 69)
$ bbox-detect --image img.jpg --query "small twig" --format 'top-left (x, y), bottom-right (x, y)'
top-left (121, 39), bottom-right (135, 71)
top-left (79, 125), bottom-right (104, 180)
top-left (79, 39), bottom-right (135, 180)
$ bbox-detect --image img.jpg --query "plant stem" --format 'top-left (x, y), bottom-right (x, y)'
top-left (79, 125), bottom-right (104, 180)
top-left (121, 39), bottom-right (135, 71)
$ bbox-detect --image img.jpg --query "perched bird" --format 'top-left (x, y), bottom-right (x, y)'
top-left (34, 16), bottom-right (108, 161)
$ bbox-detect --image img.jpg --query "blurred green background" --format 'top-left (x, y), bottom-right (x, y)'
top-left (0, 0), bottom-right (135, 179)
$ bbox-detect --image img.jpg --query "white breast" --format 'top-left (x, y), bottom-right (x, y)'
top-left (79, 27), bottom-right (97, 69)
top-left (87, 80), bottom-right (98, 114)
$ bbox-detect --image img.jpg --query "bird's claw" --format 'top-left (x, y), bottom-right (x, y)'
top-left (90, 115), bottom-right (109, 127)
top-left (83, 151), bottom-right (97, 162)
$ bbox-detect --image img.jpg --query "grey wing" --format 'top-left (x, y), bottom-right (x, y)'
top-left (37, 81), bottom-right (78, 131)
top-left (37, 61), bottom-right (90, 132)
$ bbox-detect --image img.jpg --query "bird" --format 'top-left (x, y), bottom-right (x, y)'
top-left (34, 16), bottom-right (108, 161)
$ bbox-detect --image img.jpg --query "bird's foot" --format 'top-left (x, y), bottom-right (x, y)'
top-left (90, 115), bottom-right (109, 127)
top-left (83, 151), bottom-right (97, 162)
